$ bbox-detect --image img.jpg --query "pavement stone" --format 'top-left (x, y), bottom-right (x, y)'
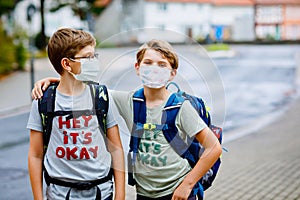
top-left (205, 95), bottom-right (300, 200)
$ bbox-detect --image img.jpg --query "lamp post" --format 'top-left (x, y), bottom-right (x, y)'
top-left (27, 3), bottom-right (36, 90)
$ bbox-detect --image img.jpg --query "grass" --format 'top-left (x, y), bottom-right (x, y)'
top-left (205, 43), bottom-right (230, 52)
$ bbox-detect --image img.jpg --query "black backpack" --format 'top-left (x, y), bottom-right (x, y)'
top-left (38, 82), bottom-right (110, 200)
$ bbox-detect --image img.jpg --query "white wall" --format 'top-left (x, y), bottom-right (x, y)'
top-left (143, 3), bottom-right (255, 41)
top-left (212, 6), bottom-right (253, 26)
top-left (94, 0), bottom-right (123, 42)
top-left (144, 2), bottom-right (212, 40)
top-left (212, 6), bottom-right (255, 41)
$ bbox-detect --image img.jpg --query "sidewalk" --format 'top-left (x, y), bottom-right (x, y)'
top-left (0, 58), bottom-right (57, 118)
top-left (205, 94), bottom-right (300, 200)
top-left (0, 57), bottom-right (300, 199)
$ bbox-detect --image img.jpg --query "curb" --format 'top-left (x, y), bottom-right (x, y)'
top-left (207, 50), bottom-right (236, 58)
top-left (0, 104), bottom-right (31, 119)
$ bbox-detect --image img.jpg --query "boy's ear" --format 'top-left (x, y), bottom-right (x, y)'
top-left (135, 63), bottom-right (140, 76)
top-left (169, 69), bottom-right (177, 81)
top-left (61, 58), bottom-right (72, 72)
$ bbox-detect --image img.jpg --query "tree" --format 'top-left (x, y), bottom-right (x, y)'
top-left (39, 0), bottom-right (47, 50)
top-left (36, 0), bottom-right (107, 50)
top-left (0, 0), bottom-right (22, 16)
top-left (49, 0), bottom-right (107, 31)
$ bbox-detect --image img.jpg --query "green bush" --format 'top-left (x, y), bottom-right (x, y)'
top-left (15, 42), bottom-right (27, 70)
top-left (0, 22), bottom-right (29, 76)
top-left (13, 25), bottom-right (29, 71)
top-left (0, 27), bottom-right (15, 74)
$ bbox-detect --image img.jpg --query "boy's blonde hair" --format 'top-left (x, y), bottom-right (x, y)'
top-left (47, 28), bottom-right (96, 75)
top-left (136, 39), bottom-right (179, 69)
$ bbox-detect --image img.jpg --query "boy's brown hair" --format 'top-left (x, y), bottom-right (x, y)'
top-left (47, 28), bottom-right (96, 75)
top-left (136, 39), bottom-right (179, 69)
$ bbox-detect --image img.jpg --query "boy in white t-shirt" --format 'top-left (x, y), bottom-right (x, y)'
top-left (27, 28), bottom-right (125, 200)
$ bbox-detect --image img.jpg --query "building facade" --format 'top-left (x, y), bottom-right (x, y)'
top-left (95, 0), bottom-right (257, 43)
top-left (255, 0), bottom-right (300, 40)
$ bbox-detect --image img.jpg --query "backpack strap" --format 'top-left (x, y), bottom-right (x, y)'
top-left (130, 88), bottom-right (147, 155)
top-left (87, 83), bottom-right (109, 135)
top-left (44, 168), bottom-right (113, 200)
top-left (127, 88), bottom-right (146, 185)
top-left (162, 93), bottom-right (199, 166)
top-left (38, 83), bottom-right (58, 154)
top-left (162, 93), bottom-right (188, 156)
top-left (163, 93), bottom-right (204, 198)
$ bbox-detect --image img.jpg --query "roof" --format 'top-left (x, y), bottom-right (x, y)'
top-left (146, 0), bottom-right (211, 3)
top-left (146, 0), bottom-right (300, 5)
top-left (212, 0), bottom-right (254, 6)
top-left (254, 0), bottom-right (300, 5)
top-left (146, 0), bottom-right (253, 5)
top-left (94, 0), bottom-right (111, 7)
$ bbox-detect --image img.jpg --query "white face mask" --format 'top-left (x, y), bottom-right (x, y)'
top-left (72, 58), bottom-right (101, 82)
top-left (139, 65), bottom-right (172, 88)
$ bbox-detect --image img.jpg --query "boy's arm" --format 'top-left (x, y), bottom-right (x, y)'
top-left (106, 125), bottom-right (125, 200)
top-left (172, 127), bottom-right (222, 199)
top-left (32, 77), bottom-right (60, 99)
top-left (28, 129), bottom-right (44, 200)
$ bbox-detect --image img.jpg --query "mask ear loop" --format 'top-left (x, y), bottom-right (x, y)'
top-left (65, 58), bottom-right (80, 77)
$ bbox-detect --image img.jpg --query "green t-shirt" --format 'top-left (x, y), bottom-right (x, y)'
top-left (111, 90), bottom-right (207, 198)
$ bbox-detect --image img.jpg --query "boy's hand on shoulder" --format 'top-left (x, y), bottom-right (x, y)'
top-left (32, 77), bottom-right (59, 100)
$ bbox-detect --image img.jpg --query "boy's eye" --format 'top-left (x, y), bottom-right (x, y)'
top-left (158, 63), bottom-right (167, 67)
top-left (143, 61), bottom-right (152, 65)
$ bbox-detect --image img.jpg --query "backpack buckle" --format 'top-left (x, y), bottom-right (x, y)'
top-left (143, 123), bottom-right (156, 130)
top-left (73, 182), bottom-right (94, 190)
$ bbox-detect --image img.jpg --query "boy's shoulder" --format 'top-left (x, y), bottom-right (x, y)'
top-left (110, 89), bottom-right (135, 105)
top-left (110, 89), bottom-right (134, 97)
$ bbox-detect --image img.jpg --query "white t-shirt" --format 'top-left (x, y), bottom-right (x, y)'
top-left (27, 85), bottom-right (120, 200)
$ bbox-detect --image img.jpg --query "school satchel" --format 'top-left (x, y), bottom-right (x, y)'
top-left (38, 82), bottom-right (111, 200)
top-left (128, 82), bottom-right (223, 199)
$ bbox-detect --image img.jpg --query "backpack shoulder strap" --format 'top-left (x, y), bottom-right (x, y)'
top-left (130, 88), bottom-right (146, 152)
top-left (132, 88), bottom-right (146, 123)
top-left (38, 83), bottom-right (58, 153)
top-left (88, 83), bottom-right (109, 135)
top-left (162, 93), bottom-right (193, 157)
top-left (127, 88), bottom-right (146, 186)
top-left (163, 92), bottom-right (205, 197)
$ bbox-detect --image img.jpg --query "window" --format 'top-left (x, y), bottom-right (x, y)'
top-left (157, 3), bottom-right (167, 11)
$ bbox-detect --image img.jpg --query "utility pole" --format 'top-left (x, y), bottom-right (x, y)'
top-left (27, 3), bottom-right (36, 90)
